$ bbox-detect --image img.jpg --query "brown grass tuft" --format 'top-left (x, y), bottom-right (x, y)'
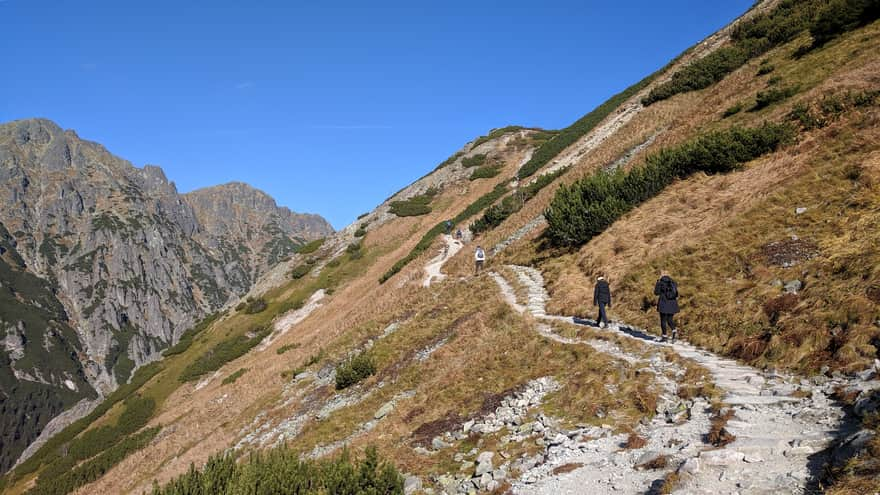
top-left (624, 432), bottom-right (648, 449)
top-left (706, 408), bottom-right (736, 447)
top-left (636, 454), bottom-right (669, 470)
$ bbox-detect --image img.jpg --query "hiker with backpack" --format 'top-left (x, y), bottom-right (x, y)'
top-left (654, 272), bottom-right (679, 342)
top-left (445, 219), bottom-right (453, 235)
top-left (474, 246), bottom-right (486, 275)
top-left (593, 276), bottom-right (611, 328)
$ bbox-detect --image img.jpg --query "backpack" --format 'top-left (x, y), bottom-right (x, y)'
top-left (663, 281), bottom-right (678, 301)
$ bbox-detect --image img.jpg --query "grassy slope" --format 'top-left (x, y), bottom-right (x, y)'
top-left (495, 20), bottom-right (880, 373)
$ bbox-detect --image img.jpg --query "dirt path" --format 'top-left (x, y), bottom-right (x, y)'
top-left (423, 234), bottom-right (463, 287)
top-left (491, 265), bottom-right (849, 494)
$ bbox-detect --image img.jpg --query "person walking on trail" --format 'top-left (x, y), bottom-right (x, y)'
top-left (445, 219), bottom-right (453, 235)
top-left (474, 246), bottom-right (486, 275)
top-left (455, 228), bottom-right (463, 241)
top-left (654, 272), bottom-right (679, 342)
top-left (593, 276), bottom-right (611, 328)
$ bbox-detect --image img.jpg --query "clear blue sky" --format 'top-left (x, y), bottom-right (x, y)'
top-left (1, 1), bottom-right (752, 229)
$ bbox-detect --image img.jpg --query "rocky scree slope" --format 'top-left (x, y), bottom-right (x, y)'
top-left (0, 118), bottom-right (331, 474)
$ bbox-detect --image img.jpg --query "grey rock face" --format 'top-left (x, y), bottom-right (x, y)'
top-left (0, 118), bottom-right (333, 473)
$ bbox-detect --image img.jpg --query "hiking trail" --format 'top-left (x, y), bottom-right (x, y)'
top-left (423, 234), bottom-right (463, 287)
top-left (490, 265), bottom-right (851, 494)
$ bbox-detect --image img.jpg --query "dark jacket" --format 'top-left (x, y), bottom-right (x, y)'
top-left (654, 276), bottom-right (679, 314)
top-left (593, 280), bottom-right (611, 306)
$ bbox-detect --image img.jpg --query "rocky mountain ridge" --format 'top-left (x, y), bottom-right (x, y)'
top-left (0, 118), bottom-right (332, 473)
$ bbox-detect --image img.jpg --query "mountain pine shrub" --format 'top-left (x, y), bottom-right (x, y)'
top-left (150, 446), bottom-right (402, 495)
top-left (469, 165), bottom-right (501, 180)
top-left (545, 123), bottom-right (795, 246)
top-left (470, 168), bottom-right (565, 234)
top-left (642, 0), bottom-right (821, 106)
top-left (335, 352), bottom-right (376, 390)
top-left (179, 326), bottom-right (272, 382)
top-left (810, 0), bottom-right (880, 47)
top-left (389, 189), bottom-right (438, 217)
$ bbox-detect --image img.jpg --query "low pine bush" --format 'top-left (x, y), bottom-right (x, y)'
top-left (179, 326), bottom-right (271, 382)
top-left (811, 0), bottom-right (880, 47)
top-left (290, 264), bottom-right (311, 279)
top-left (335, 352), bottom-right (376, 390)
top-left (150, 446), bottom-right (402, 495)
top-left (469, 165), bottom-right (501, 180)
top-left (642, 0), bottom-right (820, 106)
top-left (389, 189), bottom-right (437, 217)
top-left (751, 85), bottom-right (799, 111)
top-left (461, 154), bottom-right (487, 168)
top-left (545, 123), bottom-right (794, 246)
top-left (241, 297), bottom-right (268, 314)
top-left (471, 168), bottom-right (565, 234)
top-left (295, 237), bottom-right (325, 254)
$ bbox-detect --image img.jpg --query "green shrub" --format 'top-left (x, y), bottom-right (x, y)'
top-left (9, 361), bottom-right (163, 482)
top-left (346, 241), bottom-right (364, 260)
top-left (161, 313), bottom-right (220, 358)
top-left (469, 165), bottom-right (501, 180)
top-left (356, 212), bottom-right (369, 220)
top-left (757, 63), bottom-right (775, 75)
top-left (389, 189), bottom-right (437, 217)
top-left (723, 103), bottom-right (744, 118)
top-left (276, 343), bottom-right (301, 355)
top-left (354, 224), bottom-right (368, 237)
top-left (811, 0), bottom-right (880, 47)
top-left (751, 86), bottom-right (799, 111)
top-left (461, 154), bottom-right (487, 168)
top-left (379, 184), bottom-right (508, 283)
top-left (471, 126), bottom-right (526, 148)
top-left (642, 0), bottom-right (820, 106)
top-left (149, 446), bottom-right (402, 495)
top-left (518, 70), bottom-right (662, 178)
top-left (28, 427), bottom-right (160, 495)
top-left (179, 326), bottom-right (271, 382)
top-left (335, 352), bottom-right (376, 390)
top-left (241, 298), bottom-right (268, 315)
top-left (545, 123), bottom-right (795, 246)
top-left (27, 396), bottom-right (157, 495)
top-left (221, 368), bottom-right (249, 385)
top-left (290, 264), bottom-right (311, 279)
top-left (295, 238), bottom-right (325, 255)
top-left (470, 168), bottom-right (565, 234)
top-left (433, 151), bottom-right (465, 171)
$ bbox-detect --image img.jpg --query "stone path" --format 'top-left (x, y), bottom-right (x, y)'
top-left (423, 234), bottom-right (463, 287)
top-left (491, 265), bottom-right (849, 495)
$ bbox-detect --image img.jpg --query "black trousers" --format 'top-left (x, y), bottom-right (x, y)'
top-left (660, 313), bottom-right (676, 336)
top-left (597, 302), bottom-right (608, 326)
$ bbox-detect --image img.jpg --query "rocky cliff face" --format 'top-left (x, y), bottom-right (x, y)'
top-left (0, 118), bottom-right (332, 472)
top-left (185, 182), bottom-right (334, 279)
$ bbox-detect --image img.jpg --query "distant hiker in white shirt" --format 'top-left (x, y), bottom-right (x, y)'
top-left (474, 246), bottom-right (486, 275)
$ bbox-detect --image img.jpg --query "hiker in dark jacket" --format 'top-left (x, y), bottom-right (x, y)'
top-left (654, 273), bottom-right (679, 342)
top-left (593, 276), bottom-right (611, 328)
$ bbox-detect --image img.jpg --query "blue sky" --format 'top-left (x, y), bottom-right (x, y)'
top-left (1, 1), bottom-right (753, 229)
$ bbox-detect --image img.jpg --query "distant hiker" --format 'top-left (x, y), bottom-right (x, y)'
top-left (445, 219), bottom-right (453, 235)
top-left (593, 276), bottom-right (611, 328)
top-left (455, 228), bottom-right (463, 241)
top-left (474, 246), bottom-right (486, 275)
top-left (654, 272), bottom-right (679, 342)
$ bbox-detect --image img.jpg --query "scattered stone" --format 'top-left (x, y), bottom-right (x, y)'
top-left (795, 207), bottom-right (808, 215)
top-left (784, 280), bottom-right (803, 294)
top-left (700, 449), bottom-right (745, 466)
top-left (404, 475), bottom-right (422, 495)
top-left (475, 452), bottom-right (494, 476)
top-left (374, 401), bottom-right (394, 420)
